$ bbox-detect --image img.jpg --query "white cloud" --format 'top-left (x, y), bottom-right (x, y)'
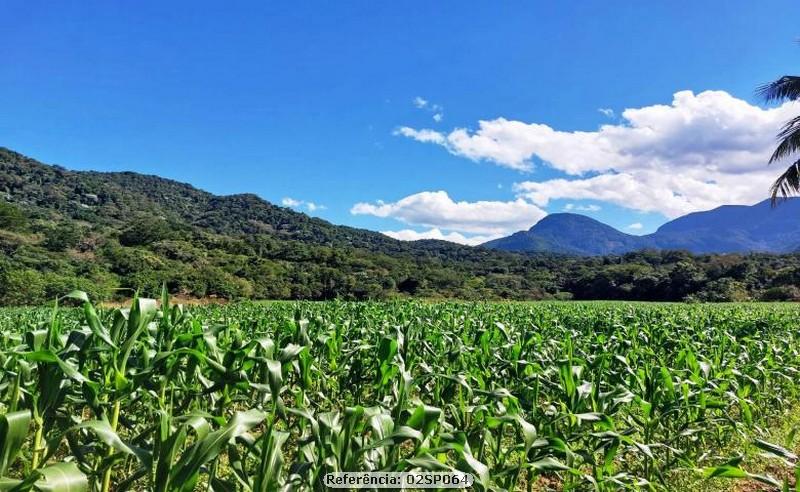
top-left (397, 90), bottom-right (800, 217)
top-left (564, 203), bottom-right (601, 212)
top-left (412, 96), bottom-right (445, 122)
top-left (381, 228), bottom-right (499, 246)
top-left (394, 127), bottom-right (446, 144)
top-left (351, 190), bottom-right (546, 235)
top-left (513, 169), bottom-right (770, 218)
top-left (395, 120), bottom-right (543, 171)
top-left (627, 222), bottom-right (644, 230)
top-left (598, 108), bottom-right (615, 118)
top-left (282, 197), bottom-right (302, 207)
top-left (282, 197), bottom-right (325, 213)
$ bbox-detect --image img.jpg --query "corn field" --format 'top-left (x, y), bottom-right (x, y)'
top-left (1, 293), bottom-right (799, 491)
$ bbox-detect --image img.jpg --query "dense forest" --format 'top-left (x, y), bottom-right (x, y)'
top-left (2, 147), bottom-right (800, 305)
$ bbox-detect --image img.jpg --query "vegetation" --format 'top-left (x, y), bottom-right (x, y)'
top-left (761, 69), bottom-right (800, 201)
top-left (0, 296), bottom-right (799, 490)
top-left (5, 147), bottom-right (800, 305)
top-left (0, 201), bottom-right (27, 231)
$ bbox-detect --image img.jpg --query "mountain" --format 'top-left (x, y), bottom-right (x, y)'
top-left (0, 147), bottom-right (427, 252)
top-left (1, 146), bottom-right (513, 257)
top-left (0, 146), bottom-right (539, 303)
top-left (484, 213), bottom-right (655, 255)
top-left (652, 200), bottom-right (800, 253)
top-left (483, 199), bottom-right (800, 255)
top-left (7, 146), bottom-right (800, 305)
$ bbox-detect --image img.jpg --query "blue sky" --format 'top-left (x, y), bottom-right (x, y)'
top-left (3, 1), bottom-right (800, 244)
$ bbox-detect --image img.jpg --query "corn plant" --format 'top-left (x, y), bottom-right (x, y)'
top-left (0, 297), bottom-right (799, 490)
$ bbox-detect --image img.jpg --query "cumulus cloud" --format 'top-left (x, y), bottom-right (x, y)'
top-left (351, 190), bottom-right (546, 236)
top-left (397, 120), bottom-right (538, 171)
top-left (564, 203), bottom-right (601, 212)
top-left (396, 90), bottom-right (800, 217)
top-left (627, 222), bottom-right (644, 230)
top-left (381, 228), bottom-right (499, 246)
top-left (282, 197), bottom-right (325, 213)
top-left (513, 169), bottom-right (768, 218)
top-left (413, 96), bottom-right (428, 109)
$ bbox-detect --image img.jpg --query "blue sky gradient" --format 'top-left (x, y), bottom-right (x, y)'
top-left (3, 1), bottom-right (800, 242)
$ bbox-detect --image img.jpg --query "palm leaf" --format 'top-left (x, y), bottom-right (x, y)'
top-left (758, 76), bottom-right (800, 102)
top-left (770, 116), bottom-right (800, 163)
top-left (769, 158), bottom-right (800, 204)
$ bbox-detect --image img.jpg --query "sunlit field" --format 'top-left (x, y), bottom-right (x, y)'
top-left (1, 297), bottom-right (799, 491)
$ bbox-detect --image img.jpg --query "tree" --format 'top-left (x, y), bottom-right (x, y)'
top-left (43, 223), bottom-right (82, 251)
top-left (0, 269), bottom-right (47, 305)
top-left (118, 217), bottom-right (174, 246)
top-left (0, 200), bottom-right (26, 231)
top-left (693, 277), bottom-right (749, 302)
top-left (759, 73), bottom-right (800, 201)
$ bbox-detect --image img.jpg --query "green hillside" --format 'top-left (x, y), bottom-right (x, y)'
top-left (0, 147), bottom-right (553, 303)
top-left (4, 147), bottom-right (800, 304)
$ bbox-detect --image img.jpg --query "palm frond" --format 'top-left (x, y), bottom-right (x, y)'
top-left (770, 158), bottom-right (800, 205)
top-left (757, 76), bottom-right (800, 102)
top-left (769, 115), bottom-right (800, 163)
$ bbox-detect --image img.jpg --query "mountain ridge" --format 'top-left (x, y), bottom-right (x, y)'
top-left (7, 146), bottom-right (800, 304)
top-left (484, 199), bottom-right (800, 255)
top-left (0, 147), bottom-right (483, 255)
top-left (0, 146), bottom-right (556, 303)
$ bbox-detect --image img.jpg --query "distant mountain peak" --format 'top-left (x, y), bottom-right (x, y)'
top-left (484, 199), bottom-right (800, 255)
top-left (530, 212), bottom-right (620, 230)
top-left (485, 212), bottom-right (649, 256)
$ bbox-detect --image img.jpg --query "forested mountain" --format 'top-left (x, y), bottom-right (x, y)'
top-left (1, 147), bottom-right (446, 252)
top-left (484, 214), bottom-right (656, 255)
top-left (4, 146), bottom-right (800, 304)
top-left (653, 199), bottom-right (800, 252)
top-left (484, 199), bottom-right (800, 255)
